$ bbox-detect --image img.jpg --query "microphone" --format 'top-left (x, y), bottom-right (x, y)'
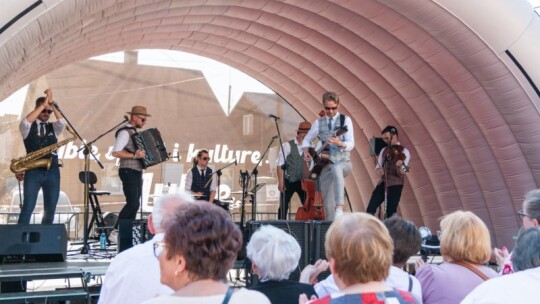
top-left (268, 114), bottom-right (280, 120)
top-left (52, 101), bottom-right (60, 110)
top-left (123, 115), bottom-right (129, 121)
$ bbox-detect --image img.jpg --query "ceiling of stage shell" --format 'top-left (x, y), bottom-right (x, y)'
top-left (1, 0), bottom-right (540, 247)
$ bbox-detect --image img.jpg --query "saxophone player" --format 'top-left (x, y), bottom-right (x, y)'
top-left (16, 89), bottom-right (66, 224)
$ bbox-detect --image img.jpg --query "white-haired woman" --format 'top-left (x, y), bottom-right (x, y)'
top-left (246, 225), bottom-right (316, 304)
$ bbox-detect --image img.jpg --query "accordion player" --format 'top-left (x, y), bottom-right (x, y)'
top-left (131, 128), bottom-right (169, 168)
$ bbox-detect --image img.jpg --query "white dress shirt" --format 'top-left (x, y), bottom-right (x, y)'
top-left (301, 113), bottom-right (354, 151)
top-left (98, 233), bottom-right (173, 304)
top-left (19, 118), bottom-right (66, 139)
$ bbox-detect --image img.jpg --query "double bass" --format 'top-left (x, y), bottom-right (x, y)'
top-left (295, 161), bottom-right (325, 220)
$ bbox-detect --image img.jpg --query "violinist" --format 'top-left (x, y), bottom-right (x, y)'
top-left (303, 91), bottom-right (354, 220)
top-left (366, 125), bottom-right (410, 218)
top-left (277, 121), bottom-right (311, 219)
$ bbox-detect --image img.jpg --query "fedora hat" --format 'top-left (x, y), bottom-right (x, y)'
top-left (127, 105), bottom-right (151, 117)
top-left (297, 121), bottom-right (311, 133)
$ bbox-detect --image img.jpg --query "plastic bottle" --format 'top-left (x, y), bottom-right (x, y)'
top-left (162, 182), bottom-right (169, 194)
top-left (100, 232), bottom-right (107, 250)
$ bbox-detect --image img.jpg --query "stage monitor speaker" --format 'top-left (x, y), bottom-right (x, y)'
top-left (312, 221), bottom-right (333, 281)
top-left (369, 137), bottom-right (388, 156)
top-left (0, 224), bottom-right (67, 264)
top-left (118, 219), bottom-right (153, 253)
top-left (245, 220), bottom-right (311, 284)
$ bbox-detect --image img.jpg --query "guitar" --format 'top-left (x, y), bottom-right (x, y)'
top-left (308, 126), bottom-right (348, 179)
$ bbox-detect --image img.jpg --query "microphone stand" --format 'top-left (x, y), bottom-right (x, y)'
top-left (77, 117), bottom-right (129, 252)
top-left (382, 133), bottom-right (394, 220)
top-left (249, 136), bottom-right (278, 220)
top-left (239, 170), bottom-right (250, 231)
top-left (52, 103), bottom-right (103, 254)
top-left (269, 116), bottom-right (287, 220)
top-left (204, 160), bottom-right (237, 202)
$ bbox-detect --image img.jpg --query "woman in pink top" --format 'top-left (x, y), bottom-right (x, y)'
top-left (415, 211), bottom-right (498, 304)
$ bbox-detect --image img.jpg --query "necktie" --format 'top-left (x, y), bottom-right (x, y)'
top-left (328, 118), bottom-right (333, 131)
top-left (40, 122), bottom-right (46, 138)
top-left (201, 169), bottom-right (205, 179)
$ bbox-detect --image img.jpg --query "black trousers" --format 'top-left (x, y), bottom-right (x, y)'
top-left (278, 179), bottom-right (306, 220)
top-left (366, 182), bottom-right (403, 218)
top-left (118, 168), bottom-right (142, 224)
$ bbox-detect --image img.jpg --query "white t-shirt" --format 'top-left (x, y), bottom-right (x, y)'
top-left (142, 288), bottom-right (270, 304)
top-left (461, 267), bottom-right (540, 304)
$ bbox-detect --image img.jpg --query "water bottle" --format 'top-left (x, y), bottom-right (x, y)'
top-left (162, 182), bottom-right (170, 194)
top-left (100, 232), bottom-right (107, 250)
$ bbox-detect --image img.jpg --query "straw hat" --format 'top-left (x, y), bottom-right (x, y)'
top-left (297, 121), bottom-right (311, 133)
top-left (127, 105), bottom-right (151, 117)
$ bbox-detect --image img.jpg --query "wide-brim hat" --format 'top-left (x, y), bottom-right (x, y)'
top-left (297, 121), bottom-right (311, 133)
top-left (127, 105), bottom-right (151, 117)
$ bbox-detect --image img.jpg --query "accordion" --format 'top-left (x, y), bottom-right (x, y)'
top-left (132, 128), bottom-right (168, 168)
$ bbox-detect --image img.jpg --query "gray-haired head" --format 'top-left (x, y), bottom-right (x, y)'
top-left (512, 227), bottom-right (540, 272)
top-left (523, 189), bottom-right (540, 222)
top-left (152, 192), bottom-right (195, 232)
top-left (246, 225), bottom-right (301, 281)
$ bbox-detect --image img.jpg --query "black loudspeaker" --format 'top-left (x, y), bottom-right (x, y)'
top-left (312, 221), bottom-right (332, 281)
top-left (118, 219), bottom-right (153, 253)
top-left (369, 137), bottom-right (388, 156)
top-left (0, 224), bottom-right (67, 263)
top-left (246, 220), bottom-right (311, 284)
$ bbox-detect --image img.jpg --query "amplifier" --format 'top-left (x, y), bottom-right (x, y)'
top-left (0, 224), bottom-right (67, 264)
top-left (118, 219), bottom-right (154, 253)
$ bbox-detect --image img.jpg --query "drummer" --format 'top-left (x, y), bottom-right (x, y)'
top-left (184, 149), bottom-right (217, 202)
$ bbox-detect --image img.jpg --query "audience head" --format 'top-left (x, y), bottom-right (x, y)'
top-left (439, 210), bottom-right (492, 264)
top-left (521, 189), bottom-right (540, 228)
top-left (246, 225), bottom-right (301, 281)
top-left (150, 193), bottom-right (195, 233)
top-left (157, 202), bottom-right (242, 290)
top-left (512, 227), bottom-right (540, 271)
top-left (325, 213), bottom-right (393, 286)
top-left (384, 216), bottom-right (422, 266)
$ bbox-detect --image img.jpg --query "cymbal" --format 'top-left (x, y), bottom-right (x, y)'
top-left (230, 191), bottom-right (253, 195)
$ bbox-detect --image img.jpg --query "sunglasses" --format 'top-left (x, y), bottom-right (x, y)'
top-left (324, 106), bottom-right (338, 111)
top-left (41, 109), bottom-right (53, 114)
top-left (200, 157), bottom-right (210, 161)
top-left (136, 115), bottom-right (147, 122)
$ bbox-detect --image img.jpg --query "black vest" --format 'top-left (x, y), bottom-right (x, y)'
top-left (190, 167), bottom-right (212, 200)
top-left (23, 121), bottom-right (59, 169)
top-left (285, 140), bottom-right (304, 183)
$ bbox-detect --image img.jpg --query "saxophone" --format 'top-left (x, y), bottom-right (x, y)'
top-left (10, 125), bottom-right (78, 174)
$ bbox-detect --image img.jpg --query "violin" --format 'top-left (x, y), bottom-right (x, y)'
top-left (384, 144), bottom-right (410, 173)
top-left (386, 144), bottom-right (406, 162)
